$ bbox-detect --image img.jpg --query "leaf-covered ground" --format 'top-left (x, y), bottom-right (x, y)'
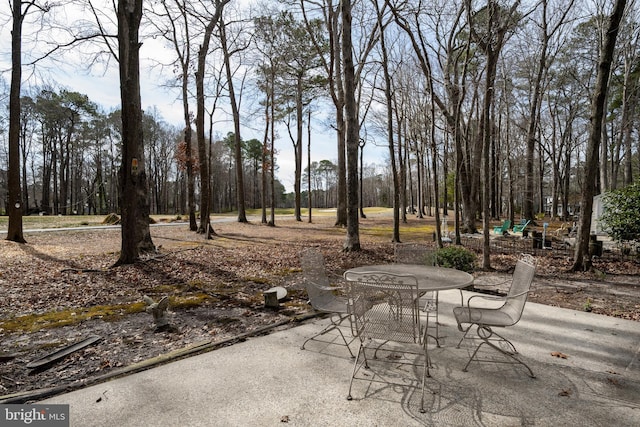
top-left (1, 215), bottom-right (639, 400)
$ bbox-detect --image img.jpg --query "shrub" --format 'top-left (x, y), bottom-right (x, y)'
top-left (600, 181), bottom-right (640, 242)
top-left (435, 246), bottom-right (476, 273)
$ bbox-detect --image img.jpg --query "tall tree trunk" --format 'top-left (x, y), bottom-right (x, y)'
top-left (195, 63), bottom-right (211, 237)
top-left (195, 2), bottom-right (227, 238)
top-left (335, 88), bottom-right (347, 227)
top-left (428, 80), bottom-right (442, 247)
top-left (377, 0), bottom-right (399, 242)
top-left (621, 48), bottom-right (636, 185)
top-left (599, 111), bottom-right (609, 192)
top-left (184, 103), bottom-right (196, 229)
top-left (20, 128), bottom-right (30, 212)
top-left (342, 0), bottom-right (360, 251)
top-left (269, 79), bottom-right (276, 226)
top-left (185, 126), bottom-right (196, 229)
top-left (481, 60), bottom-right (495, 270)
top-left (562, 142), bottom-right (572, 220)
top-left (442, 133), bottom-right (449, 217)
top-left (261, 86), bottom-right (270, 225)
top-left (7, 0), bottom-right (26, 243)
top-left (572, 0), bottom-right (626, 271)
top-left (115, 0), bottom-right (155, 265)
top-left (524, 3), bottom-right (549, 222)
top-left (333, 4), bottom-right (347, 227)
top-left (309, 109), bottom-right (315, 222)
top-left (359, 137), bottom-right (366, 219)
top-left (397, 110), bottom-right (407, 223)
top-left (220, 21), bottom-right (247, 223)
top-left (294, 76), bottom-right (304, 222)
top-left (182, 131), bottom-right (196, 228)
top-left (467, 0), bottom-right (521, 269)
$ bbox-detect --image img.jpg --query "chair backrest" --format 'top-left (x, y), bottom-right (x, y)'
top-left (513, 220), bottom-right (530, 232)
top-left (501, 259), bottom-right (536, 324)
top-left (346, 272), bottom-right (421, 344)
top-left (394, 243), bottom-right (437, 266)
top-left (300, 248), bottom-right (335, 310)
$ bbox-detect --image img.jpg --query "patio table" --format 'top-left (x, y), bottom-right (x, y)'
top-left (344, 264), bottom-right (474, 379)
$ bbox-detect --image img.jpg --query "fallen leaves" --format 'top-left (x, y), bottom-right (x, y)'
top-left (607, 377), bottom-right (620, 385)
top-left (1, 217), bottom-right (639, 399)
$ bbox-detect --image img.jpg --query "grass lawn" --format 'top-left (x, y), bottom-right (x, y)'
top-left (0, 207), bottom-right (396, 231)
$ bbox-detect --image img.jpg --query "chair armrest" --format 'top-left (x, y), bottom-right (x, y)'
top-left (456, 293), bottom-right (508, 326)
top-left (466, 294), bottom-right (506, 307)
top-left (464, 289), bottom-right (530, 309)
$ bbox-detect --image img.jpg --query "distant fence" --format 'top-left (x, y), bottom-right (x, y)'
top-left (459, 235), bottom-right (571, 258)
top-left (450, 235), bottom-right (639, 262)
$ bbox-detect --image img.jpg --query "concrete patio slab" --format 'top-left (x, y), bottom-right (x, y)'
top-left (38, 290), bottom-right (640, 426)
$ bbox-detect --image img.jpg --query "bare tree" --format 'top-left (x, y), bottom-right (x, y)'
top-left (253, 9), bottom-right (282, 226)
top-left (523, 0), bottom-right (576, 222)
top-left (194, 0), bottom-right (230, 236)
top-left (465, 0), bottom-right (521, 269)
top-left (572, 0), bottom-right (627, 271)
top-left (217, 8), bottom-right (249, 224)
top-left (612, 7), bottom-right (640, 187)
top-left (27, 0), bottom-right (157, 263)
top-left (388, 1), bottom-right (482, 236)
top-left (6, 0), bottom-right (50, 243)
top-left (298, 0), bottom-right (379, 228)
top-left (298, 0), bottom-right (347, 226)
top-left (342, 0), bottom-right (360, 251)
top-left (113, 0), bottom-right (156, 264)
top-left (151, 0), bottom-right (198, 230)
top-left (278, 13), bottom-right (326, 222)
top-left (374, 0), bottom-right (400, 243)
top-left (18, 95), bottom-right (37, 213)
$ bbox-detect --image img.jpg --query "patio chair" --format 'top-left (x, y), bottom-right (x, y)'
top-left (493, 220), bottom-right (511, 235)
top-left (345, 272), bottom-right (430, 413)
top-left (299, 248), bottom-right (355, 357)
top-left (513, 219), bottom-right (531, 234)
top-left (394, 243), bottom-right (440, 343)
top-left (453, 257), bottom-right (536, 378)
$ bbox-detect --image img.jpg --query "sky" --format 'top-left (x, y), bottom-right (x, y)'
top-left (0, 3), bottom-right (389, 193)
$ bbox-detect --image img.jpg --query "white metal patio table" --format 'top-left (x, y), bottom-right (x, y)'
top-left (344, 264), bottom-right (474, 374)
top-left (344, 264), bottom-right (473, 293)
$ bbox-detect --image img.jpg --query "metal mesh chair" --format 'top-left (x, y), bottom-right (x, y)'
top-left (345, 272), bottom-right (430, 413)
top-left (394, 243), bottom-right (440, 343)
top-left (300, 248), bottom-right (355, 357)
top-left (453, 257), bottom-right (536, 377)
